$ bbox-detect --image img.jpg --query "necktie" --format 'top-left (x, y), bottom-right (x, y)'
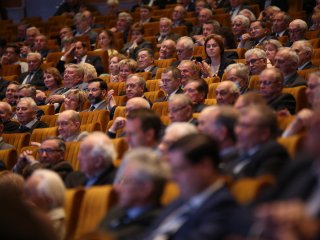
top-left (89, 105), bottom-right (95, 111)
top-left (24, 72), bottom-right (34, 84)
top-left (19, 125), bottom-right (30, 132)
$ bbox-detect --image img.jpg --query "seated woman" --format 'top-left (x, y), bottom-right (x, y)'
top-left (200, 34), bottom-right (235, 79)
top-left (262, 39), bottom-right (283, 67)
top-left (117, 58), bottom-right (137, 82)
top-left (95, 30), bottom-right (118, 56)
top-left (100, 53), bottom-right (127, 82)
top-left (43, 67), bottom-right (63, 96)
top-left (60, 89), bottom-right (88, 112)
top-left (121, 22), bottom-right (153, 60)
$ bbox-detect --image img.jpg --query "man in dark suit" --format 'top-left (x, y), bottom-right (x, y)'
top-left (198, 106), bottom-right (239, 171)
top-left (183, 78), bottom-right (208, 113)
top-left (143, 133), bottom-right (238, 240)
top-left (171, 5), bottom-right (193, 34)
top-left (139, 5), bottom-right (157, 25)
top-left (229, 104), bottom-right (289, 178)
top-left (57, 41), bottom-right (104, 75)
top-left (12, 137), bottom-right (72, 180)
top-left (18, 52), bottom-right (46, 90)
top-left (190, 8), bottom-right (213, 36)
top-left (34, 34), bottom-right (51, 59)
top-left (259, 67), bottom-right (296, 115)
top-left (285, 19), bottom-right (308, 47)
top-left (100, 148), bottom-right (170, 240)
top-left (168, 94), bottom-right (197, 125)
top-left (271, 11), bottom-right (290, 38)
top-left (136, 48), bottom-right (158, 79)
top-left (155, 18), bottom-right (181, 47)
top-left (156, 66), bottom-right (183, 102)
top-left (14, 97), bottom-right (48, 133)
top-left (274, 47), bottom-right (307, 87)
top-left (83, 78), bottom-right (108, 112)
top-left (292, 40), bottom-right (318, 70)
top-left (65, 132), bottom-right (117, 188)
top-left (0, 101), bottom-right (19, 133)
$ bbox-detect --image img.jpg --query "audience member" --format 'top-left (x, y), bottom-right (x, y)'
top-left (84, 78), bottom-right (108, 111)
top-left (215, 81), bottom-right (240, 105)
top-left (73, 12), bottom-right (97, 44)
top-left (110, 12), bottom-right (133, 43)
top-left (95, 30), bottom-right (118, 56)
top-left (183, 78), bottom-right (208, 112)
top-left (157, 66), bottom-right (183, 102)
top-left (34, 34), bottom-right (50, 59)
top-left (158, 39), bottom-right (176, 60)
top-left (262, 39), bottom-right (283, 66)
top-left (1, 44), bottom-right (28, 73)
top-left (100, 148), bottom-right (170, 240)
top-left (65, 132), bottom-right (117, 188)
top-left (0, 101), bottom-right (19, 133)
top-left (0, 119), bottom-right (14, 150)
top-left (171, 5), bottom-right (193, 33)
top-left (232, 15), bottom-right (250, 44)
top-left (177, 60), bottom-right (200, 87)
top-left (286, 19), bottom-right (308, 46)
top-left (224, 63), bottom-right (250, 94)
top-left (62, 89), bottom-right (87, 112)
top-left (244, 48), bottom-right (268, 75)
top-left (168, 94), bottom-right (196, 124)
top-left (291, 40), bottom-right (317, 70)
top-left (13, 137), bottom-right (72, 180)
top-left (156, 18), bottom-right (181, 47)
top-left (4, 81), bottom-right (19, 107)
top-left (136, 48), bottom-right (158, 78)
top-left (239, 20), bottom-right (271, 49)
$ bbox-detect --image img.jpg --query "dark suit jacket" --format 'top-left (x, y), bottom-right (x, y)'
top-left (3, 120), bottom-right (19, 133)
top-left (100, 205), bottom-right (162, 240)
top-left (18, 68), bottom-right (46, 90)
top-left (0, 78), bottom-right (9, 100)
top-left (15, 120), bottom-right (48, 133)
top-left (82, 100), bottom-right (108, 112)
top-left (143, 185), bottom-right (238, 240)
top-left (268, 93), bottom-right (296, 115)
top-left (121, 40), bottom-right (153, 61)
top-left (299, 61), bottom-right (318, 70)
top-left (192, 103), bottom-right (207, 113)
top-left (56, 55), bottom-right (104, 75)
top-left (231, 140), bottom-right (289, 179)
top-left (205, 56), bottom-right (235, 79)
top-left (65, 164), bottom-right (117, 188)
top-left (284, 73), bottom-right (306, 87)
top-left (136, 65), bottom-right (158, 79)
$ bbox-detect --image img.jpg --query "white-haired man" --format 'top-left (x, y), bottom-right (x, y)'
top-left (65, 132), bottom-right (117, 188)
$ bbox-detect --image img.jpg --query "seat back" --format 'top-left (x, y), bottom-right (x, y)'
top-left (1, 64), bottom-right (21, 76)
top-left (79, 110), bottom-right (109, 132)
top-left (40, 115), bottom-right (58, 127)
top-left (38, 104), bottom-right (55, 115)
top-left (151, 101), bottom-right (169, 116)
top-left (65, 142), bottom-right (81, 171)
top-left (146, 79), bottom-right (161, 92)
top-left (277, 134), bottom-right (305, 158)
top-left (144, 90), bottom-right (165, 103)
top-left (111, 137), bottom-right (129, 166)
top-left (30, 127), bottom-right (58, 143)
top-left (108, 82), bottom-right (125, 95)
top-left (80, 122), bottom-right (102, 132)
top-left (282, 86), bottom-right (308, 112)
top-left (73, 186), bottom-right (117, 239)
top-left (154, 58), bottom-right (176, 68)
top-left (0, 148), bottom-right (18, 170)
top-left (207, 83), bottom-right (220, 99)
top-left (2, 133), bottom-right (31, 153)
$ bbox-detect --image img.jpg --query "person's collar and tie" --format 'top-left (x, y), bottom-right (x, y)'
top-left (22, 71), bottom-right (35, 84)
top-left (89, 105), bottom-right (96, 111)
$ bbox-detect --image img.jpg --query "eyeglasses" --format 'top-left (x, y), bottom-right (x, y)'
top-left (259, 80), bottom-right (276, 86)
top-left (246, 58), bottom-right (264, 65)
top-left (38, 148), bottom-right (62, 154)
top-left (288, 29), bottom-right (302, 33)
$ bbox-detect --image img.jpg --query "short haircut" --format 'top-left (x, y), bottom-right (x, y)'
top-left (164, 122), bottom-right (198, 139)
top-left (6, 44), bottom-right (20, 55)
top-left (186, 78), bottom-right (208, 97)
top-left (160, 17), bottom-right (172, 25)
top-left (177, 36), bottom-right (194, 49)
top-left (130, 22), bottom-right (144, 34)
top-left (163, 66), bottom-right (181, 79)
top-left (224, 63), bottom-right (250, 82)
top-left (79, 62), bottom-right (97, 80)
top-left (27, 52), bottom-right (42, 61)
top-left (245, 48), bottom-right (267, 59)
top-left (65, 63), bottom-right (85, 78)
top-left (261, 67), bottom-right (284, 86)
top-left (127, 109), bottom-right (162, 141)
top-left (169, 133), bottom-right (220, 169)
top-left (238, 92), bottom-right (267, 107)
top-left (18, 97), bottom-right (37, 111)
top-left (43, 137), bottom-right (66, 152)
top-left (88, 78), bottom-right (108, 91)
top-left (204, 34), bottom-right (225, 56)
top-left (65, 89), bottom-right (87, 111)
top-left (277, 47), bottom-right (299, 65)
top-left (30, 169), bottom-right (66, 209)
top-left (169, 93), bottom-right (193, 107)
top-left (118, 59), bottom-right (137, 72)
top-left (239, 9), bottom-right (256, 21)
top-left (118, 12), bottom-right (133, 24)
top-left (118, 148), bottom-right (170, 203)
top-left (44, 67), bottom-right (63, 85)
top-left (137, 47), bottom-right (154, 58)
top-left (126, 73), bottom-right (146, 89)
top-left (232, 15), bottom-right (250, 28)
top-left (289, 19), bottom-right (308, 31)
top-left (262, 39), bottom-right (283, 49)
top-left (18, 84), bottom-right (37, 98)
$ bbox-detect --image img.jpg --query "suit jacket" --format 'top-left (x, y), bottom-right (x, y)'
top-left (299, 61), bottom-right (318, 70)
top-left (3, 120), bottom-right (19, 133)
top-left (57, 55), bottom-right (104, 75)
top-left (65, 164), bottom-right (117, 188)
top-left (22, 160), bottom-right (73, 180)
top-left (121, 40), bottom-right (153, 60)
top-left (230, 140), bottom-right (289, 179)
top-left (155, 87), bottom-right (184, 102)
top-left (0, 78), bottom-right (9, 100)
top-left (155, 32), bottom-right (181, 45)
top-left (284, 72), bottom-right (306, 87)
top-left (136, 65), bottom-right (158, 79)
top-left (268, 93), bottom-right (296, 115)
top-left (205, 56), bottom-right (235, 79)
top-left (14, 120), bottom-right (48, 133)
top-left (82, 100), bottom-right (108, 112)
top-left (192, 103), bottom-right (207, 113)
top-left (143, 185), bottom-right (238, 240)
top-left (18, 68), bottom-right (46, 90)
top-left (100, 205), bottom-right (162, 240)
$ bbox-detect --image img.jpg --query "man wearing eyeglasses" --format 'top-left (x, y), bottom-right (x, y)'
top-left (244, 48), bottom-right (268, 76)
top-left (13, 137), bottom-right (73, 180)
top-left (285, 19), bottom-right (308, 47)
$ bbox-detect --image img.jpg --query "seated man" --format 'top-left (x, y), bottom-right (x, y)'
top-left (285, 19), bottom-right (308, 47)
top-left (1, 44), bottom-right (28, 73)
top-left (158, 39), bottom-right (176, 60)
top-left (3, 81), bottom-right (19, 107)
top-left (230, 104), bottom-right (290, 178)
top-left (291, 40), bottom-right (317, 70)
top-left (155, 18), bottom-right (180, 47)
top-left (100, 148), bottom-right (170, 239)
top-left (65, 132), bottom-right (117, 188)
top-left (107, 97), bottom-right (151, 138)
top-left (84, 78), bottom-right (108, 111)
top-left (0, 118), bottom-right (14, 150)
top-left (198, 106), bottom-right (239, 170)
top-left (215, 81), bottom-right (240, 106)
top-left (232, 15), bottom-right (250, 44)
top-left (0, 101), bottom-right (19, 133)
top-left (13, 137), bottom-right (73, 180)
top-left (143, 133), bottom-right (238, 239)
top-left (244, 48), bottom-right (268, 76)
top-left (57, 41), bottom-right (104, 75)
top-left (224, 63), bottom-right (250, 94)
top-left (172, 37), bottom-right (196, 67)
top-left (57, 110), bottom-right (88, 142)
top-left (34, 34), bottom-right (51, 59)
top-left (184, 78), bottom-right (208, 113)
top-left (136, 48), bottom-right (158, 79)
top-left (125, 108), bottom-right (162, 149)
top-left (168, 94), bottom-right (197, 125)
top-left (18, 52), bottom-right (46, 90)
top-left (171, 5), bottom-right (193, 33)
top-left (259, 67), bottom-right (296, 115)
top-left (24, 169), bottom-right (66, 240)
top-left (156, 66), bottom-right (183, 102)
top-left (239, 20), bottom-right (271, 49)
top-left (73, 12), bottom-right (97, 44)
top-left (14, 97), bottom-right (48, 133)
top-left (177, 60), bottom-right (200, 87)
top-left (274, 47), bottom-right (306, 87)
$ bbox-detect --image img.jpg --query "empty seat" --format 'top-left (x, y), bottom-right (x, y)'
top-left (0, 148), bottom-right (18, 170)
top-left (2, 133), bottom-right (31, 153)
